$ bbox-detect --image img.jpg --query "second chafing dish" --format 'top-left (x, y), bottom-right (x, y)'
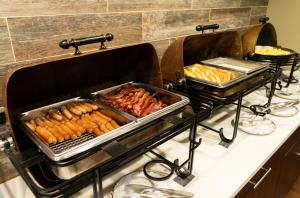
top-left (18, 98), bottom-right (135, 162)
top-left (184, 57), bottom-right (269, 89)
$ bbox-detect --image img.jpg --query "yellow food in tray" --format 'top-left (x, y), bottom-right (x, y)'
top-left (255, 48), bottom-right (291, 56)
top-left (184, 64), bottom-right (239, 84)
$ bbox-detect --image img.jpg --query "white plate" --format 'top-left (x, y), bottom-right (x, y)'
top-left (270, 105), bottom-right (298, 117)
top-left (275, 87), bottom-right (300, 100)
top-left (237, 114), bottom-right (276, 135)
top-left (112, 170), bottom-right (184, 198)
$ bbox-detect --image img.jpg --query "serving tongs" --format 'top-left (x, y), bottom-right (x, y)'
top-left (124, 184), bottom-right (194, 198)
top-left (259, 100), bottom-right (299, 113)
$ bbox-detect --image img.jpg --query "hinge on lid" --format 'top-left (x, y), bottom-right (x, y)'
top-left (163, 82), bottom-right (174, 90)
top-left (175, 72), bottom-right (186, 85)
top-left (0, 136), bottom-right (14, 151)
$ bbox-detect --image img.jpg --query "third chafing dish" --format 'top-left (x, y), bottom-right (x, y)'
top-left (255, 46), bottom-right (294, 56)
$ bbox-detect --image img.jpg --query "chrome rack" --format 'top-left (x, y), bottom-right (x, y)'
top-left (168, 68), bottom-right (280, 148)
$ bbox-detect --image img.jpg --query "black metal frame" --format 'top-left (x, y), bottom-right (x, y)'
top-left (3, 106), bottom-right (210, 198)
top-left (248, 52), bottom-right (300, 88)
top-left (168, 68), bottom-right (281, 147)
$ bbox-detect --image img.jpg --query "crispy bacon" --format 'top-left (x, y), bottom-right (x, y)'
top-left (100, 83), bottom-right (167, 118)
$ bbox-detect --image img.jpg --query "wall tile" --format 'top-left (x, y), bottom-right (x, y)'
top-left (210, 8), bottom-right (251, 29)
top-left (143, 9), bottom-right (209, 41)
top-left (211, 17), bottom-right (250, 30)
top-left (150, 39), bottom-right (170, 62)
top-left (8, 13), bottom-right (142, 61)
top-left (150, 39), bottom-right (170, 58)
top-left (108, 0), bottom-right (191, 12)
top-left (0, 18), bottom-right (14, 65)
top-left (251, 6), bottom-right (267, 16)
top-left (210, 8), bottom-right (251, 20)
top-left (0, 0), bottom-right (107, 17)
top-left (240, 0), bottom-right (268, 7)
top-left (250, 15), bottom-right (266, 25)
top-left (192, 0), bottom-right (240, 8)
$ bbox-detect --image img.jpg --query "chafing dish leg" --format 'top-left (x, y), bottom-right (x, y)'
top-left (198, 96), bottom-right (243, 148)
top-left (283, 55), bottom-right (299, 87)
top-left (93, 169), bottom-right (103, 198)
top-left (144, 116), bottom-right (199, 186)
top-left (219, 95), bottom-right (243, 147)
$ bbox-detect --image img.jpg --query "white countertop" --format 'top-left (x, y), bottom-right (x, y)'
top-left (1, 78), bottom-right (300, 198)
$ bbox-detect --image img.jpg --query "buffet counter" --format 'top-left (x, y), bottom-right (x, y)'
top-left (1, 82), bottom-right (300, 197)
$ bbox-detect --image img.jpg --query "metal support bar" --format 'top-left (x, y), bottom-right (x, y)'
top-left (198, 95), bottom-right (243, 148)
top-left (145, 116), bottom-right (200, 186)
top-left (93, 169), bottom-right (103, 198)
top-left (284, 55), bottom-right (299, 87)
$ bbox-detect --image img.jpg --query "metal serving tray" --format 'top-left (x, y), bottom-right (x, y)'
top-left (92, 82), bottom-right (190, 125)
top-left (18, 97), bottom-right (136, 162)
top-left (254, 45), bottom-right (296, 57)
top-left (185, 62), bottom-right (269, 89)
top-left (201, 57), bottom-right (266, 74)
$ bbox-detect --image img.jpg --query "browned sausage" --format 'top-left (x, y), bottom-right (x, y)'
top-left (60, 124), bottom-right (78, 140)
top-left (91, 112), bottom-right (108, 124)
top-left (53, 125), bottom-right (71, 140)
top-left (65, 121), bottom-right (82, 136)
top-left (46, 116), bottom-right (61, 125)
top-left (81, 115), bottom-right (98, 129)
top-left (99, 124), bottom-right (110, 133)
top-left (73, 102), bottom-right (87, 114)
top-left (35, 126), bottom-right (57, 144)
top-left (76, 119), bottom-right (93, 133)
top-left (94, 112), bottom-right (111, 122)
top-left (93, 127), bottom-right (104, 136)
top-left (35, 117), bottom-right (46, 127)
top-left (48, 109), bottom-right (63, 121)
top-left (70, 120), bottom-right (86, 134)
top-left (41, 117), bottom-right (55, 127)
top-left (25, 121), bottom-right (36, 131)
top-left (110, 120), bottom-right (120, 129)
top-left (80, 103), bottom-right (93, 112)
top-left (105, 122), bottom-right (114, 131)
top-left (46, 127), bottom-right (64, 143)
top-left (66, 104), bottom-right (82, 116)
top-left (100, 109), bottom-right (126, 124)
top-left (84, 102), bottom-right (98, 111)
top-left (61, 105), bottom-right (73, 120)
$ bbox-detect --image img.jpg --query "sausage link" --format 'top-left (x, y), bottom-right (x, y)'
top-left (84, 102), bottom-right (98, 111)
top-left (35, 126), bottom-right (57, 144)
top-left (48, 109), bottom-right (63, 121)
top-left (110, 120), bottom-right (120, 129)
top-left (53, 125), bottom-right (71, 140)
top-left (100, 109), bottom-right (126, 124)
top-left (47, 127), bottom-right (64, 143)
top-left (25, 121), bottom-right (36, 131)
top-left (66, 104), bottom-right (82, 116)
top-left (73, 102), bottom-right (87, 114)
top-left (61, 105), bottom-right (73, 120)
